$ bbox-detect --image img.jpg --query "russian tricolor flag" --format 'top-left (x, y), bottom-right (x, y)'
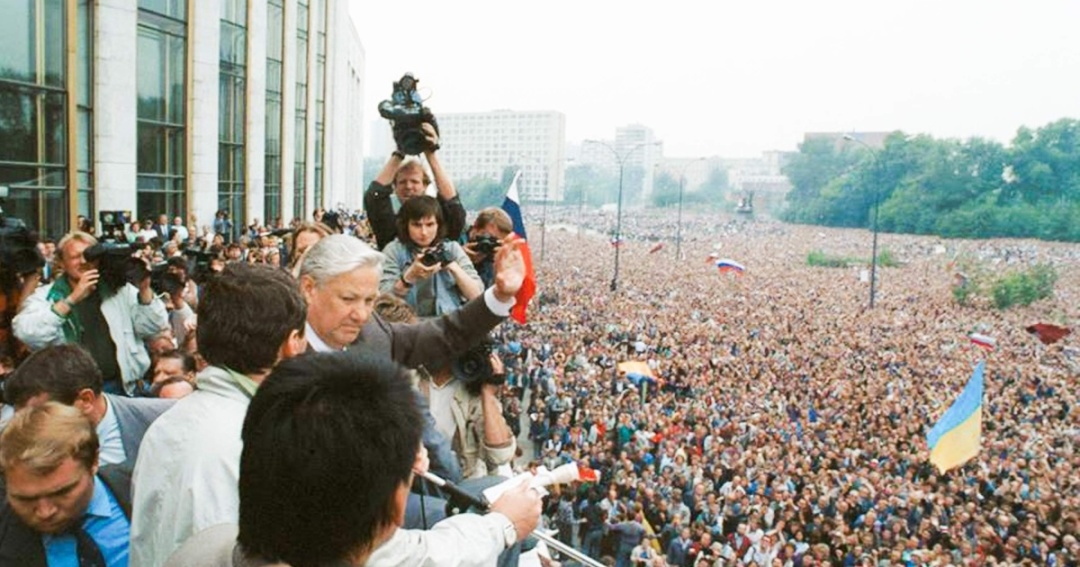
top-left (501, 172), bottom-right (535, 324)
top-left (715, 259), bottom-right (746, 275)
top-left (969, 333), bottom-right (996, 351)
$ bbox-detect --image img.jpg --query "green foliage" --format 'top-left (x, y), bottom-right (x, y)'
top-left (650, 172), bottom-right (682, 207)
top-left (782, 119), bottom-right (1080, 241)
top-left (990, 263), bottom-right (1058, 309)
top-left (458, 176), bottom-right (506, 211)
top-left (806, 250), bottom-right (855, 268)
top-left (562, 164), bottom-right (619, 207)
top-left (876, 248), bottom-right (900, 268)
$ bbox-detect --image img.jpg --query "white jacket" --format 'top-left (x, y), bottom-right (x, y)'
top-left (13, 280), bottom-right (168, 395)
top-left (130, 366), bottom-right (252, 567)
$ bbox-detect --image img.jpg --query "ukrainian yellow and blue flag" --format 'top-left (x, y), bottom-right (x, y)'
top-left (926, 361), bottom-right (985, 473)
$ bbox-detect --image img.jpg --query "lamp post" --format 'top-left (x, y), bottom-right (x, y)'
top-left (675, 157), bottom-right (706, 261)
top-left (584, 139), bottom-right (659, 292)
top-left (843, 134), bottom-right (881, 308)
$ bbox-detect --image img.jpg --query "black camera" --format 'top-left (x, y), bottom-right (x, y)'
top-left (453, 337), bottom-right (505, 395)
top-left (420, 240), bottom-right (453, 267)
top-left (84, 242), bottom-right (149, 295)
top-left (377, 73), bottom-right (438, 155)
top-left (470, 234), bottom-right (501, 257)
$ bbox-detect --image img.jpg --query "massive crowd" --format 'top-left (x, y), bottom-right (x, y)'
top-left (510, 206), bottom-right (1079, 566)
top-left (0, 196), bottom-right (1077, 566)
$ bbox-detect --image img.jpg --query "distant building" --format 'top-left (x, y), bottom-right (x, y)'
top-left (615, 124), bottom-right (662, 203)
top-left (435, 110), bottom-right (566, 203)
top-left (0, 0), bottom-right (364, 239)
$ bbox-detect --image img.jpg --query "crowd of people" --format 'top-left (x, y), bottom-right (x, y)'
top-left (508, 206), bottom-right (1079, 566)
top-left (0, 146), bottom-right (1078, 566)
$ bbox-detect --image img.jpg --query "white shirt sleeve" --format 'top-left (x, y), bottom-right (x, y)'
top-left (482, 287), bottom-right (516, 317)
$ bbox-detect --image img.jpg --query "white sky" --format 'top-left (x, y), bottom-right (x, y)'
top-left (349, 0), bottom-right (1080, 158)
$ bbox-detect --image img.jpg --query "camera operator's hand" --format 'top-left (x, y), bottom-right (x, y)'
top-left (420, 121), bottom-right (440, 153)
top-left (492, 235), bottom-right (525, 303)
top-left (69, 269), bottom-right (100, 304)
top-left (489, 478), bottom-right (542, 542)
top-left (404, 256), bottom-right (442, 282)
top-left (463, 241), bottom-right (486, 266)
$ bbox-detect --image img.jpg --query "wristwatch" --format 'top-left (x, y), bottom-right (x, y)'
top-left (501, 519), bottom-right (517, 549)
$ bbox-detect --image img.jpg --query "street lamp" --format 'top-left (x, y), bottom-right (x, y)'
top-left (584, 139), bottom-right (660, 292)
top-left (675, 157), bottom-right (706, 261)
top-left (843, 134), bottom-right (881, 308)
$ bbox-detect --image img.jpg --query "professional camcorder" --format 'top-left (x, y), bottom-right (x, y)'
top-left (83, 242), bottom-right (159, 295)
top-left (377, 73), bottom-right (439, 155)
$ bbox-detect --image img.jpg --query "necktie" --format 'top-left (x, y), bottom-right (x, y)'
top-left (73, 526), bottom-right (106, 567)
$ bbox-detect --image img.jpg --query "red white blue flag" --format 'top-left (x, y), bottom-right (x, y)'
top-left (715, 259), bottom-right (746, 275)
top-left (501, 172), bottom-right (535, 324)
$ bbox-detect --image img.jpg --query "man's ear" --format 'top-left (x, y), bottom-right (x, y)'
top-left (73, 388), bottom-right (97, 416)
top-left (279, 328), bottom-right (308, 360)
top-left (298, 274), bottom-right (316, 302)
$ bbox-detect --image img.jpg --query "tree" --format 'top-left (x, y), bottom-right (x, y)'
top-left (649, 172), bottom-right (681, 207)
top-left (458, 176), bottom-right (506, 211)
top-left (562, 164), bottom-right (619, 207)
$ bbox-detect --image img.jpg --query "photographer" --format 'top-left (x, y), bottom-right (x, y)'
top-left (421, 345), bottom-right (517, 480)
top-left (380, 196), bottom-right (482, 318)
top-left (464, 207), bottom-right (513, 288)
top-left (364, 122), bottom-right (465, 251)
top-left (12, 231), bottom-right (169, 396)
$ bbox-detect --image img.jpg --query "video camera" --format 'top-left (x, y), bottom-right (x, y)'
top-left (377, 73), bottom-right (438, 155)
top-left (83, 242), bottom-right (159, 295)
top-left (453, 336), bottom-right (506, 395)
top-left (0, 187), bottom-right (45, 287)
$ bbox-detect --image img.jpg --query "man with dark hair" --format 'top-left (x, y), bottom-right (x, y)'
top-left (364, 122), bottom-right (465, 251)
top-left (165, 352), bottom-right (541, 567)
top-left (0, 402), bottom-right (133, 566)
top-left (3, 344), bottom-right (174, 468)
top-left (130, 263), bottom-right (309, 567)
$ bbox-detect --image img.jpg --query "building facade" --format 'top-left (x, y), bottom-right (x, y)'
top-left (434, 110), bottom-right (566, 203)
top-left (0, 0), bottom-right (363, 240)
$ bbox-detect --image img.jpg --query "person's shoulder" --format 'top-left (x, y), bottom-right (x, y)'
top-left (163, 524), bottom-right (240, 567)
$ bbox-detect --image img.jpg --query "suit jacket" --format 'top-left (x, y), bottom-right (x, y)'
top-left (107, 393), bottom-right (175, 467)
top-left (0, 465), bottom-right (133, 567)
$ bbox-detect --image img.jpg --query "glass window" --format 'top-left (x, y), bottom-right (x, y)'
top-left (136, 6), bottom-right (186, 223)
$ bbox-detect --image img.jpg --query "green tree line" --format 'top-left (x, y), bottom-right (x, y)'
top-left (781, 118), bottom-right (1080, 241)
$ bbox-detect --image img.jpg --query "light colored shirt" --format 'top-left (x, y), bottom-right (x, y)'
top-left (43, 476), bottom-right (130, 567)
top-left (130, 365), bottom-right (255, 567)
top-left (304, 322), bottom-right (342, 353)
top-left (428, 379), bottom-right (457, 441)
top-left (96, 397), bottom-right (127, 466)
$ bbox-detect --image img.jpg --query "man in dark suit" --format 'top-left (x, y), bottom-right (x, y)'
top-left (0, 403), bottom-right (133, 567)
top-left (298, 233), bottom-right (524, 524)
top-left (2, 344), bottom-right (174, 468)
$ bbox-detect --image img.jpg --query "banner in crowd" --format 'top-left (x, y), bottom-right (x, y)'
top-left (927, 361), bottom-right (985, 473)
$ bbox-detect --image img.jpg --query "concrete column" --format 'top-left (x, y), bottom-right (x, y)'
top-left (245, 0), bottom-right (267, 225)
top-left (188, 1), bottom-right (221, 235)
top-left (93, 0), bottom-right (138, 214)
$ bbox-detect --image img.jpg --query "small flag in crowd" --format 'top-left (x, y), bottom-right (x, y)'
top-left (927, 361), bottom-right (985, 473)
top-left (715, 259), bottom-right (746, 275)
top-left (501, 172), bottom-right (535, 324)
top-left (577, 464), bottom-right (600, 482)
top-left (705, 252), bottom-right (720, 263)
top-left (649, 242), bottom-right (664, 254)
top-left (969, 333), bottom-right (996, 351)
top-left (1026, 323), bottom-right (1071, 345)
top-left (610, 236), bottom-right (624, 248)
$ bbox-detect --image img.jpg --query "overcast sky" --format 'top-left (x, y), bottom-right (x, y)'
top-left (349, 0), bottom-right (1079, 158)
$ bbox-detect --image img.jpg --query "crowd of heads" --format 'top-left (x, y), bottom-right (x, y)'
top-left (505, 205), bottom-right (1078, 566)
